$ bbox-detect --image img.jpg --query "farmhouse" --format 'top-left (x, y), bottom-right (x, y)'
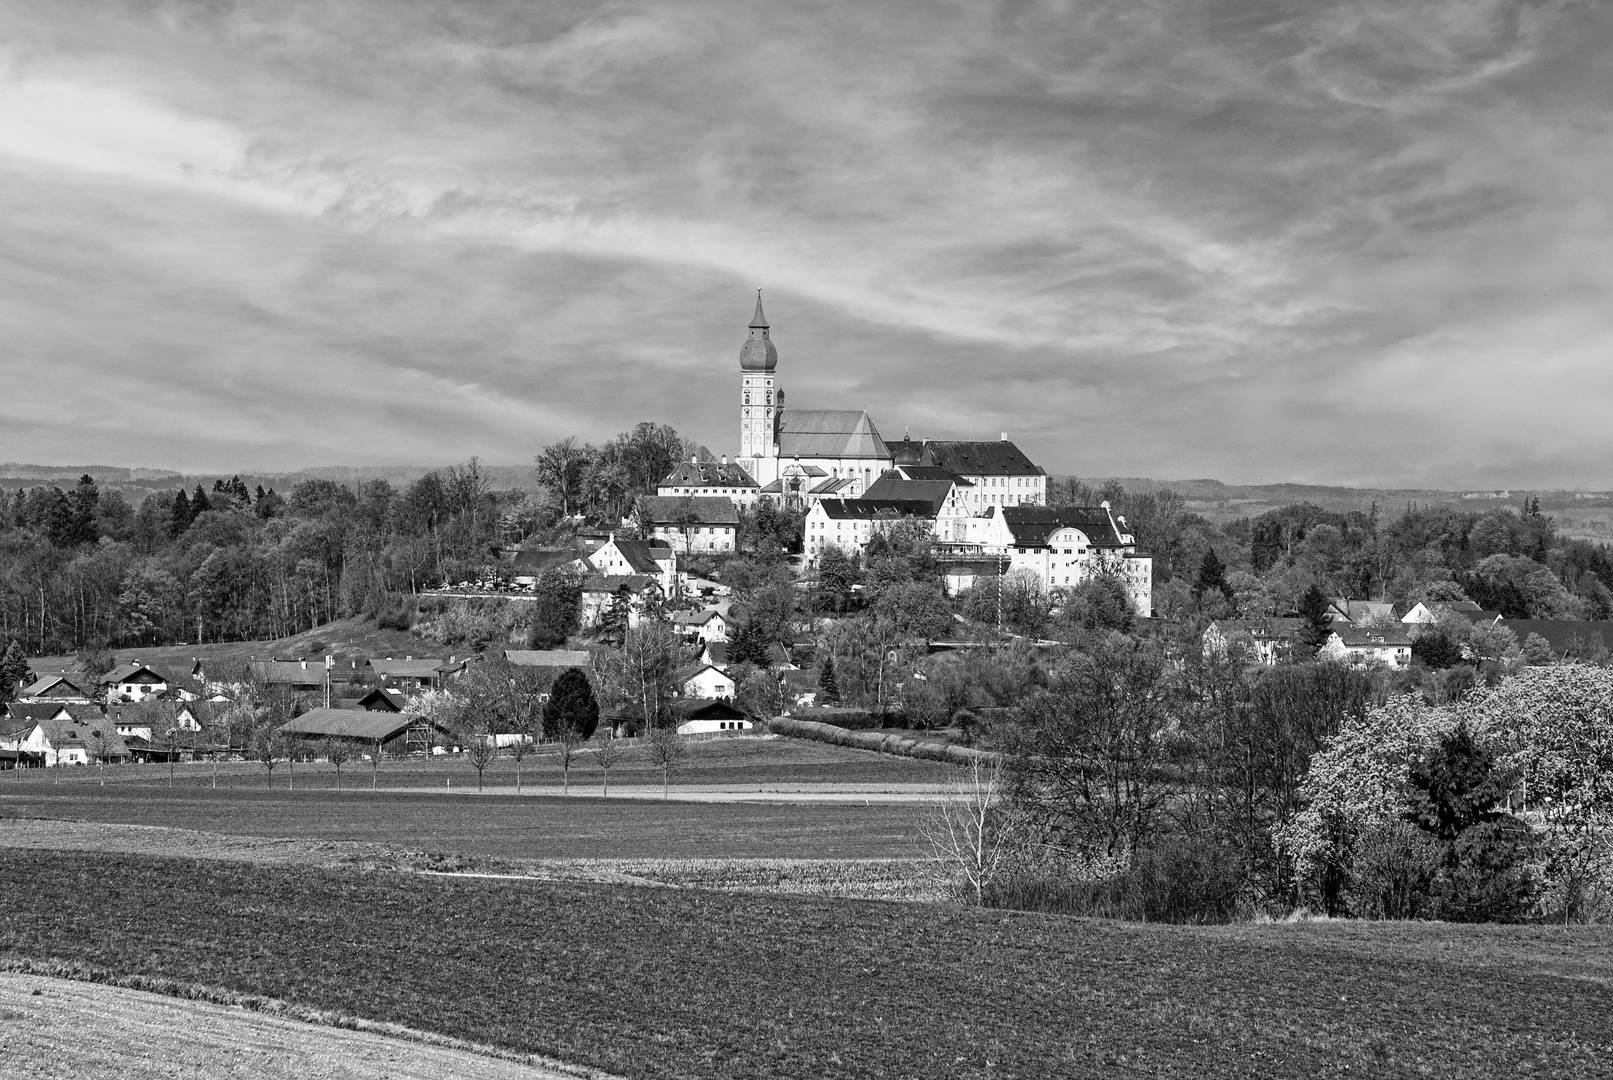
top-left (16, 672), bottom-right (94, 703)
top-left (672, 607), bottom-right (729, 644)
top-left (368, 656), bottom-right (464, 691)
top-left (1321, 627), bottom-right (1413, 667)
top-left (586, 536), bottom-right (678, 593)
top-left (101, 661), bottom-right (174, 702)
top-left (676, 699), bottom-right (754, 735)
top-left (1, 716), bottom-right (128, 767)
top-left (1401, 600), bottom-right (1501, 626)
top-left (278, 708), bottom-right (450, 756)
top-left (248, 658), bottom-right (368, 694)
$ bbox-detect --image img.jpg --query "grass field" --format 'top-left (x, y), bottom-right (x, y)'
top-left (1, 849), bottom-right (1609, 1079)
top-left (0, 786), bottom-right (923, 859)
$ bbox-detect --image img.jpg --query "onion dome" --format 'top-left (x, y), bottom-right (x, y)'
top-left (739, 291), bottom-right (778, 372)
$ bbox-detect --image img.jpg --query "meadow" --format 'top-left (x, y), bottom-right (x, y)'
top-left (1, 849), bottom-right (1609, 1079)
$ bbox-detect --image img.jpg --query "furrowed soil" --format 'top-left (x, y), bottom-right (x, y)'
top-left (0, 971), bottom-right (605, 1080)
top-left (2, 849), bottom-right (1611, 1080)
top-left (0, 784), bottom-right (922, 858)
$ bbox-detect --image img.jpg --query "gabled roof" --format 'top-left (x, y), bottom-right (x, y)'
top-left (776, 410), bottom-right (890, 460)
top-left (919, 440), bottom-right (1044, 477)
top-left (703, 641), bottom-right (730, 667)
top-left (3, 701), bottom-right (77, 728)
top-left (247, 660), bottom-right (367, 686)
top-left (353, 687), bottom-right (408, 712)
top-left (278, 708), bottom-right (430, 741)
top-left (101, 662), bottom-right (171, 685)
top-left (677, 699), bottom-right (750, 722)
top-left (860, 477), bottom-right (957, 513)
top-left (639, 496), bottom-right (740, 526)
top-left (658, 461), bottom-right (758, 489)
top-left (814, 499), bottom-right (880, 521)
top-left (1331, 626), bottom-right (1413, 647)
top-left (369, 658), bottom-right (449, 680)
top-left (504, 648), bottom-right (593, 668)
top-left (671, 608), bottom-right (726, 626)
top-left (590, 538), bottom-right (674, 575)
top-left (38, 718), bottom-right (129, 757)
top-left (1209, 618), bottom-right (1305, 640)
top-left (806, 477), bottom-right (857, 496)
top-left (580, 573), bottom-right (660, 594)
top-left (1000, 506), bottom-right (1124, 548)
top-left (18, 674), bottom-right (92, 699)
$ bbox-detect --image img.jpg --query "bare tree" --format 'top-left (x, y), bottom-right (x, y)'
top-left (555, 727), bottom-right (584, 795)
top-left (463, 730), bottom-right (498, 792)
top-left (324, 737), bottom-right (352, 791)
top-left (919, 756), bottom-right (1016, 905)
top-left (248, 724), bottom-right (283, 789)
top-left (642, 726), bottom-right (686, 800)
top-left (83, 725), bottom-right (118, 786)
top-left (594, 732), bottom-right (626, 797)
top-left (507, 729), bottom-right (533, 794)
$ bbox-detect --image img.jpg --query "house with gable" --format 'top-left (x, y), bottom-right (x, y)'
top-left (1321, 626), bottom-right (1414, 667)
top-left (101, 661), bottom-right (174, 703)
top-left (587, 535), bottom-right (678, 593)
top-left (16, 672), bottom-right (94, 703)
top-left (638, 496), bottom-right (740, 554)
top-left (964, 503), bottom-right (1152, 615)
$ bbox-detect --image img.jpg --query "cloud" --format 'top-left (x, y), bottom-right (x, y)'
top-left (0, 0), bottom-right (1609, 486)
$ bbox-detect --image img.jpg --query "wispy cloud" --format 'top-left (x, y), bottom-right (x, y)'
top-left (0, 0), bottom-right (1609, 486)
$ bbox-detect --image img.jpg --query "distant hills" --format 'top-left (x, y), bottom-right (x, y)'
top-left (2, 462), bottom-right (1610, 522)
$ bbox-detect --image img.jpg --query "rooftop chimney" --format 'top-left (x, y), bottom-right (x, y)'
top-left (1001, 432), bottom-right (1008, 442)
top-left (721, 454), bottom-right (728, 465)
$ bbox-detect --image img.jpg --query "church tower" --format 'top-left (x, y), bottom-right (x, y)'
top-left (738, 292), bottom-right (781, 481)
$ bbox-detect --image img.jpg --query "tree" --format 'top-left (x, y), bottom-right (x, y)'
top-left (1058, 574), bottom-right (1135, 637)
top-left (1296, 583), bottom-right (1333, 656)
top-left (1404, 723), bottom-right (1510, 842)
top-left (83, 725), bottom-right (118, 785)
top-left (1005, 634), bottom-right (1177, 860)
top-left (0, 640), bottom-right (28, 703)
top-left (642, 726), bottom-right (686, 800)
top-left (594, 731), bottom-right (626, 797)
top-left (324, 737), bottom-right (352, 791)
top-left (1192, 548), bottom-right (1235, 610)
top-left (1411, 625), bottom-right (1464, 670)
top-left (817, 655), bottom-right (840, 704)
top-left (248, 723), bottom-right (284, 789)
top-left (543, 668), bottom-right (600, 741)
top-left (919, 757), bottom-right (1016, 905)
top-left (554, 725), bottom-right (585, 794)
top-left (530, 567), bottom-right (584, 648)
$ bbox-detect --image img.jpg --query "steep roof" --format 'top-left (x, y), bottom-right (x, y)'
top-left (278, 708), bottom-right (423, 741)
top-left (639, 496), bottom-right (741, 526)
top-left (589, 538), bottom-right (673, 575)
top-left (659, 461), bottom-right (758, 489)
top-left (776, 410), bottom-right (890, 460)
top-left (3, 701), bottom-right (77, 728)
top-left (861, 477), bottom-right (957, 514)
top-left (39, 718), bottom-right (129, 757)
top-left (18, 674), bottom-right (92, 699)
top-left (580, 573), bottom-right (660, 594)
top-left (102, 662), bottom-right (171, 685)
top-left (511, 547), bottom-right (578, 573)
top-left (920, 440), bottom-right (1044, 477)
top-left (806, 477), bottom-right (857, 496)
top-left (891, 465), bottom-right (971, 485)
top-left (739, 293), bottom-right (778, 372)
top-left (1000, 506), bottom-right (1124, 548)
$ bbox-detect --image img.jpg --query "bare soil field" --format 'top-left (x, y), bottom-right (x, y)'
top-left (4, 849), bottom-right (1611, 1079)
top-left (0, 785), bottom-right (924, 859)
top-left (0, 971), bottom-right (607, 1080)
top-left (0, 818), bottom-right (945, 900)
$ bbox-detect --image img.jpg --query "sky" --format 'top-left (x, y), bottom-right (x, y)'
top-left (1, 0), bottom-right (1611, 488)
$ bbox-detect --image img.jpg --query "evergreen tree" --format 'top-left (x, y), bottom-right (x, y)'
top-left (0, 640), bottom-right (29, 703)
top-left (1404, 723), bottom-right (1508, 841)
top-left (170, 489), bottom-right (192, 537)
top-left (1296, 583), bottom-right (1334, 655)
top-left (542, 667), bottom-right (600, 740)
top-left (1191, 547), bottom-right (1233, 607)
top-left (190, 485), bottom-right (212, 517)
top-left (595, 590), bottom-right (630, 648)
top-left (817, 654), bottom-right (840, 704)
top-left (67, 474), bottom-right (99, 545)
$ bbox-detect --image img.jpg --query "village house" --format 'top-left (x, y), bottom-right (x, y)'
top-left (1321, 626), bottom-right (1414, 667)
top-left (1, 714), bottom-right (128, 767)
top-left (671, 607), bottom-right (729, 644)
top-left (898, 436), bottom-right (1047, 512)
top-left (969, 503), bottom-right (1153, 616)
top-left (579, 575), bottom-right (663, 629)
top-left (16, 672), bottom-right (94, 703)
top-left (508, 547), bottom-right (578, 587)
top-left (1203, 618), bottom-right (1306, 666)
top-left (675, 699), bottom-right (754, 735)
top-left (657, 457), bottom-right (760, 508)
top-left (1401, 600), bottom-right (1502, 626)
top-left (682, 664), bottom-right (737, 700)
top-left (638, 496), bottom-right (741, 554)
top-left (586, 536), bottom-right (679, 593)
top-left (368, 656), bottom-right (465, 691)
top-left (247, 657), bottom-right (369, 695)
top-left (100, 661), bottom-right (175, 703)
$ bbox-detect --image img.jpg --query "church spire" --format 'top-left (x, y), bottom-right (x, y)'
top-left (739, 289), bottom-right (777, 373)
top-left (750, 289), bottom-right (768, 329)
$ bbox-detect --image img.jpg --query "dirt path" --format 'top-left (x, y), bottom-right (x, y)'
top-left (0, 972), bottom-right (609, 1080)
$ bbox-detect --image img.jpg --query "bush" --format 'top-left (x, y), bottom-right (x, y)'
top-left (1347, 821), bottom-right (1443, 920)
top-left (983, 837), bottom-right (1247, 924)
top-left (1435, 816), bottom-right (1538, 923)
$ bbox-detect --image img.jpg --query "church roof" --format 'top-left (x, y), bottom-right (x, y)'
top-left (750, 293), bottom-right (769, 328)
top-left (920, 440), bottom-right (1044, 477)
top-left (777, 410), bottom-right (890, 460)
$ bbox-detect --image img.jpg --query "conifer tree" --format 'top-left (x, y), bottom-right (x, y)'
top-left (817, 654), bottom-right (840, 704)
top-left (1192, 547), bottom-right (1233, 607)
top-left (542, 667), bottom-right (600, 741)
top-left (190, 484), bottom-right (212, 516)
top-left (0, 640), bottom-right (29, 703)
top-left (169, 489), bottom-right (192, 538)
top-left (1296, 584), bottom-right (1334, 655)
